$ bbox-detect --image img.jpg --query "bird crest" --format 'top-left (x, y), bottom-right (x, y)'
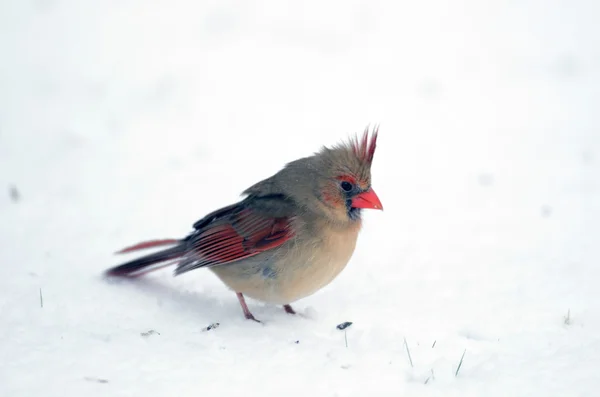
top-left (350, 125), bottom-right (379, 165)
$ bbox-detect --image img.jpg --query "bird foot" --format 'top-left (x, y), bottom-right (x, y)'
top-left (245, 313), bottom-right (262, 323)
top-left (283, 304), bottom-right (296, 315)
top-left (237, 292), bottom-right (263, 323)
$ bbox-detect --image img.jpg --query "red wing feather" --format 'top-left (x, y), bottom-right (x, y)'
top-left (175, 207), bottom-right (294, 275)
top-left (116, 239), bottom-right (180, 254)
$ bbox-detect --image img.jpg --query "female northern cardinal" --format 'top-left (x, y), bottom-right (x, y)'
top-left (106, 127), bottom-right (383, 322)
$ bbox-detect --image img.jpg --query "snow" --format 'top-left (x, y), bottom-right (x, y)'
top-left (1, 1), bottom-right (600, 396)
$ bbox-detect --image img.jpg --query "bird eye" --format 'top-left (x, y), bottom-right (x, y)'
top-left (340, 181), bottom-right (353, 192)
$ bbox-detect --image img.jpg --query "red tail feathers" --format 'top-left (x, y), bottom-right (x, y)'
top-left (116, 239), bottom-right (180, 254)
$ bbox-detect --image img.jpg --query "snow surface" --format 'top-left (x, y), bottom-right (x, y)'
top-left (1, 1), bottom-right (600, 396)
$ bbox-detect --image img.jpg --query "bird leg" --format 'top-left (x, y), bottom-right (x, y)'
top-left (236, 293), bottom-right (260, 322)
top-left (283, 304), bottom-right (296, 315)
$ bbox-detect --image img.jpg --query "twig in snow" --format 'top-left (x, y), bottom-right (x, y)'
top-left (424, 369), bottom-right (435, 384)
top-left (403, 337), bottom-right (414, 367)
top-left (431, 340), bottom-right (436, 348)
top-left (455, 349), bottom-right (466, 377)
top-left (564, 309), bottom-right (571, 325)
top-left (39, 288), bottom-right (43, 308)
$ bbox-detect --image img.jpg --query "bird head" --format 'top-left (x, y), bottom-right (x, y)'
top-left (244, 126), bottom-right (382, 226)
top-left (312, 126), bottom-right (383, 223)
top-left (243, 126), bottom-right (383, 225)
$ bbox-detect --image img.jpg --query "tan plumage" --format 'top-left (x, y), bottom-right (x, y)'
top-left (106, 127), bottom-right (383, 322)
top-left (210, 217), bottom-right (362, 305)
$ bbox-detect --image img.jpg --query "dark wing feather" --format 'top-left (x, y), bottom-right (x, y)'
top-left (175, 196), bottom-right (296, 275)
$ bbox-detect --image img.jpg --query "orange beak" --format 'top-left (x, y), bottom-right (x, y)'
top-left (351, 188), bottom-right (383, 210)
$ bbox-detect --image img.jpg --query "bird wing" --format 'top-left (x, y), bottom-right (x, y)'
top-left (175, 196), bottom-right (296, 275)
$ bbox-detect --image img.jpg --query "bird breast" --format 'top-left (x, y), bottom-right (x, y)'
top-left (209, 220), bottom-right (362, 305)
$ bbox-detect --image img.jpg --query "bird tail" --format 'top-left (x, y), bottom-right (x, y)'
top-left (106, 239), bottom-right (185, 277)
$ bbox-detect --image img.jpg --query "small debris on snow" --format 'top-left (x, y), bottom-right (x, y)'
top-left (140, 330), bottom-right (160, 337)
top-left (202, 322), bottom-right (220, 332)
top-left (84, 377), bottom-right (109, 384)
top-left (8, 185), bottom-right (20, 202)
top-left (336, 321), bottom-right (353, 330)
top-left (477, 173), bottom-right (494, 187)
top-left (294, 340), bottom-right (300, 344)
top-left (541, 205), bottom-right (553, 218)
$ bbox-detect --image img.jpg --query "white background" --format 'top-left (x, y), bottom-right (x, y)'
top-left (1, 1), bottom-right (599, 396)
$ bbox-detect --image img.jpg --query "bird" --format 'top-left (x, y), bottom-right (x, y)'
top-left (105, 127), bottom-right (383, 322)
